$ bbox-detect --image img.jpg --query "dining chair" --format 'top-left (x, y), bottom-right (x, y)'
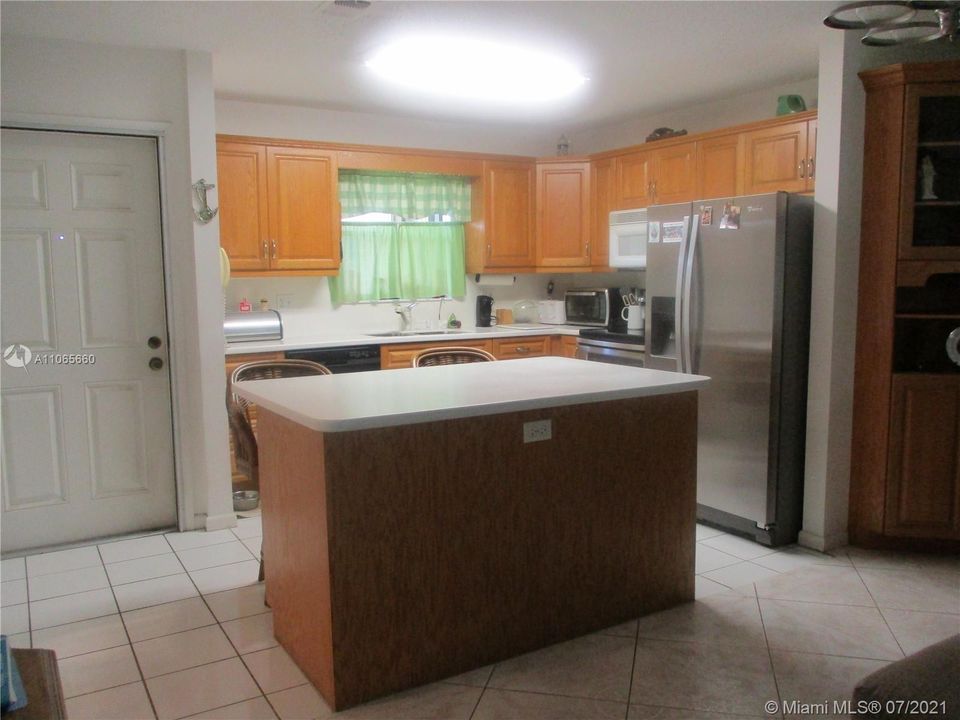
top-left (411, 346), bottom-right (496, 367)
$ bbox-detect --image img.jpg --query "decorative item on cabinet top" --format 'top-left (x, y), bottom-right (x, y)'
top-left (645, 127), bottom-right (688, 143)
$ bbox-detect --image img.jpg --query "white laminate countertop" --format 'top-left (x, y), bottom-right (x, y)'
top-left (224, 324), bottom-right (584, 355)
top-left (233, 356), bottom-right (709, 432)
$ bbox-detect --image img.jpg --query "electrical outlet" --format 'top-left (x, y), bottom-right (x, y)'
top-left (276, 293), bottom-right (295, 309)
top-left (523, 419), bottom-right (552, 443)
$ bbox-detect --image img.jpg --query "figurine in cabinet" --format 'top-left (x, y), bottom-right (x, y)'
top-left (919, 154), bottom-right (938, 200)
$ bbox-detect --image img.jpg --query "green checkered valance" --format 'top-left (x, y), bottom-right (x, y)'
top-left (339, 170), bottom-right (471, 222)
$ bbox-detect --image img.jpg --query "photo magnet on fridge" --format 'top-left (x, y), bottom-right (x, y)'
top-left (700, 206), bottom-right (713, 226)
top-left (720, 204), bottom-right (741, 230)
top-left (648, 221), bottom-right (661, 243)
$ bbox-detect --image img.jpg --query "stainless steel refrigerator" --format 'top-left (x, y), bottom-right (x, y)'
top-left (644, 192), bottom-right (814, 546)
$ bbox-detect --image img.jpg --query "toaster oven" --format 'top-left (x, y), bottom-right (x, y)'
top-left (564, 288), bottom-right (624, 328)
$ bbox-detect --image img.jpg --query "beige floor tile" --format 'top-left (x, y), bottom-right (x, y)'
top-left (26, 546), bottom-right (102, 577)
top-left (232, 517), bottom-right (263, 540)
top-left (753, 565), bottom-right (875, 607)
top-left (165, 529), bottom-right (238, 552)
top-left (134, 624), bottom-right (237, 678)
top-left (186, 696), bottom-right (277, 719)
top-left (629, 638), bottom-right (778, 716)
top-left (146, 657), bottom-right (261, 720)
top-left (702, 562), bottom-right (779, 589)
top-left (30, 587), bottom-right (117, 629)
top-left (1, 603), bottom-right (29, 634)
top-left (123, 596), bottom-right (216, 642)
top-left (879, 608), bottom-right (960, 655)
top-left (1, 557), bottom-right (26, 581)
top-left (242, 645), bottom-right (308, 694)
top-left (190, 560), bottom-right (260, 595)
top-left (58, 644), bottom-right (142, 698)
top-left (28, 564), bottom-right (110, 601)
top-left (694, 576), bottom-right (732, 599)
top-left (113, 573), bottom-right (198, 612)
top-left (106, 553), bottom-right (184, 586)
top-left (759, 599), bottom-right (903, 660)
top-left (635, 594), bottom-right (766, 648)
top-left (700, 534), bottom-right (778, 561)
top-left (1, 579), bottom-right (27, 606)
top-left (770, 650), bottom-right (889, 719)
top-left (629, 704), bottom-right (765, 719)
top-left (177, 541), bottom-right (256, 572)
top-left (858, 567), bottom-right (960, 614)
top-left (844, 547), bottom-right (960, 573)
top-left (223, 612), bottom-right (278, 654)
top-left (753, 547), bottom-right (846, 573)
top-left (488, 633), bottom-right (635, 702)
top-left (443, 664), bottom-right (495, 687)
top-left (473, 687), bottom-right (626, 719)
top-left (64, 681), bottom-right (155, 720)
top-left (333, 681), bottom-right (481, 719)
top-left (695, 525), bottom-right (726, 541)
top-left (695, 546), bottom-right (741, 574)
top-left (266, 683), bottom-right (333, 720)
top-left (204, 584), bottom-right (269, 622)
top-left (597, 619), bottom-right (638, 637)
top-left (243, 536), bottom-right (263, 558)
top-left (32, 614), bottom-right (128, 658)
top-left (99, 535), bottom-right (172, 564)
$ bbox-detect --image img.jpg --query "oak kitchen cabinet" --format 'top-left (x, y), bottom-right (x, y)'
top-left (613, 141), bottom-right (697, 209)
top-left (217, 138), bottom-right (340, 275)
top-left (742, 114), bottom-right (817, 195)
top-left (849, 61), bottom-right (960, 549)
top-left (590, 157), bottom-right (615, 268)
top-left (696, 133), bottom-right (743, 199)
top-left (536, 160), bottom-right (591, 268)
top-left (491, 335), bottom-right (551, 360)
top-left (467, 160), bottom-right (536, 273)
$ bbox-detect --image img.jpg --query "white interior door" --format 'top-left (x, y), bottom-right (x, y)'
top-left (1, 129), bottom-right (176, 553)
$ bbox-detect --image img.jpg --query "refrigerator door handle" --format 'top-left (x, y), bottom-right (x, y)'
top-left (675, 215), bottom-right (691, 372)
top-left (681, 215), bottom-right (700, 374)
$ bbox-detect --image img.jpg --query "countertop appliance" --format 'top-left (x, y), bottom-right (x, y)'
top-left (476, 295), bottom-right (494, 327)
top-left (645, 192), bottom-right (814, 546)
top-left (285, 345), bottom-right (381, 373)
top-left (564, 288), bottom-right (626, 328)
top-left (224, 310), bottom-right (283, 343)
top-left (609, 208), bottom-right (649, 268)
top-left (537, 300), bottom-right (566, 325)
top-left (576, 328), bottom-right (645, 368)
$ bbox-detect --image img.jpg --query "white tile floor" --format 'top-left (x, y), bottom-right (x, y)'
top-left (1, 520), bottom-right (957, 719)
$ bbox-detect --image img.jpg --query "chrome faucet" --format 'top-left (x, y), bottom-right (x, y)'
top-left (395, 301), bottom-right (417, 331)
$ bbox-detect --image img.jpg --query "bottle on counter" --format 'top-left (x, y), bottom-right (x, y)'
top-left (259, 298), bottom-right (270, 311)
top-left (239, 297), bottom-right (252, 313)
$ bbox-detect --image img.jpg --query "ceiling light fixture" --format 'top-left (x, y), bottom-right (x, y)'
top-left (823, 1), bottom-right (959, 45)
top-left (365, 37), bottom-right (587, 104)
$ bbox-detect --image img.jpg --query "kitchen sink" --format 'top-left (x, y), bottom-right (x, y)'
top-left (366, 330), bottom-right (466, 337)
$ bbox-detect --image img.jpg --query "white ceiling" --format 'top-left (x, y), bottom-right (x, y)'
top-left (1, 0), bottom-right (834, 131)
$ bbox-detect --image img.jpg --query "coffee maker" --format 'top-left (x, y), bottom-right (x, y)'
top-left (476, 295), bottom-right (494, 327)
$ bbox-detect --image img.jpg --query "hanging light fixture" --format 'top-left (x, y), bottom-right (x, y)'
top-left (823, 1), bottom-right (959, 45)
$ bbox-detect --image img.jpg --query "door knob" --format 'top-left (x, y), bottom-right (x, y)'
top-left (149, 357), bottom-right (164, 370)
top-left (148, 336), bottom-right (162, 349)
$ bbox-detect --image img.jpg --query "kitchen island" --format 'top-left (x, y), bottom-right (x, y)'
top-left (234, 357), bottom-right (709, 710)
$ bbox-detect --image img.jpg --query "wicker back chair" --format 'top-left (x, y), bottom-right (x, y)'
top-left (412, 346), bottom-right (496, 367)
top-left (227, 359), bottom-right (331, 585)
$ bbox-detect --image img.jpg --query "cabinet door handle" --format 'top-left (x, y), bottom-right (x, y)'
top-left (798, 162), bottom-right (806, 179)
top-left (515, 346), bottom-right (530, 354)
top-left (487, 244), bottom-right (492, 258)
top-left (585, 242), bottom-right (590, 257)
top-left (262, 240), bottom-right (268, 259)
top-left (271, 239), bottom-right (278, 259)
top-left (807, 158), bottom-right (815, 179)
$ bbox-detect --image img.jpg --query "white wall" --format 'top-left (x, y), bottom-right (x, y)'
top-left (573, 77), bottom-right (819, 154)
top-left (1, 36), bottom-right (231, 532)
top-left (216, 99), bottom-right (559, 157)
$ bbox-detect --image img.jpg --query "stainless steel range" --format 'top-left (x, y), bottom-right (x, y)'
top-left (575, 328), bottom-right (644, 368)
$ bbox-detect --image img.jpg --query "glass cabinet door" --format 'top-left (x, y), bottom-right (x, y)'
top-left (899, 85), bottom-right (960, 260)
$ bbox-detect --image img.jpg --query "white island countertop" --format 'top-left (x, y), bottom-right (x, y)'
top-left (233, 356), bottom-right (709, 432)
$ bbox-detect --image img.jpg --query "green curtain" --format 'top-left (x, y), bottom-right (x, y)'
top-left (339, 170), bottom-right (471, 221)
top-left (330, 223), bottom-right (465, 304)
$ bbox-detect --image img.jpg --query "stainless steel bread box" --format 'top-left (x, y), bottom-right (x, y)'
top-left (224, 310), bottom-right (283, 343)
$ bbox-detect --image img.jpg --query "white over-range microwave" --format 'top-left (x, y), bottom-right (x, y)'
top-left (609, 208), bottom-right (648, 268)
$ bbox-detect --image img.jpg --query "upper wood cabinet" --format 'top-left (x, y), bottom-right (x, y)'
top-left (468, 160), bottom-right (536, 273)
top-left (217, 138), bottom-right (340, 275)
top-left (590, 158), bottom-right (615, 268)
top-left (536, 161), bottom-right (591, 268)
top-left (743, 118), bottom-right (816, 195)
top-left (697, 134), bottom-right (743, 199)
top-left (613, 142), bottom-right (697, 209)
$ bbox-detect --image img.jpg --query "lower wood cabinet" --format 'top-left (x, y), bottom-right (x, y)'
top-left (884, 374), bottom-right (960, 540)
top-left (491, 336), bottom-right (550, 360)
top-left (380, 340), bottom-right (493, 370)
top-left (552, 335), bottom-right (579, 358)
top-left (225, 351), bottom-right (284, 487)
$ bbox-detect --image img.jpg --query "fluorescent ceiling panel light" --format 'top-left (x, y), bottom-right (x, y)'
top-left (365, 36), bottom-right (587, 103)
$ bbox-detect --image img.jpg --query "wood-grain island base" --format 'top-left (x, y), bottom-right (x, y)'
top-left (257, 393), bottom-right (698, 711)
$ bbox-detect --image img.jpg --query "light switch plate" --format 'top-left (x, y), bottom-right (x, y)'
top-left (523, 419), bottom-right (552, 443)
top-left (277, 293), bottom-right (295, 309)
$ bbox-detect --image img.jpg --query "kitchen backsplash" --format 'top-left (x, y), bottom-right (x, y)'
top-left (226, 272), bottom-right (643, 338)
